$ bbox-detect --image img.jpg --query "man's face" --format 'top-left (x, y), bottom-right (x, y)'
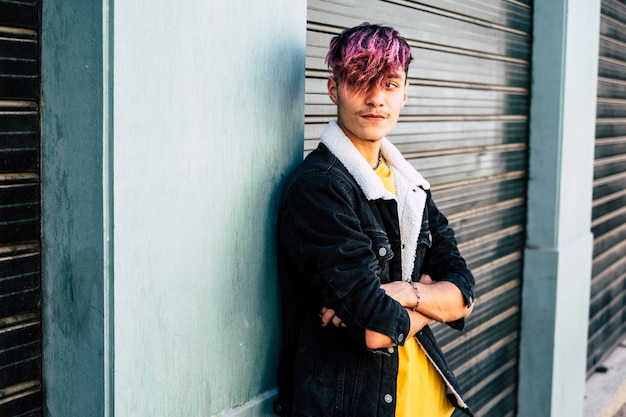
top-left (327, 68), bottom-right (408, 145)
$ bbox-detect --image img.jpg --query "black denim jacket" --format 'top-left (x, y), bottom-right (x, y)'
top-left (275, 142), bottom-right (475, 417)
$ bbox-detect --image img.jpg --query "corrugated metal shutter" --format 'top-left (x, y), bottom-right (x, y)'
top-left (305, 1), bottom-right (531, 416)
top-left (0, 1), bottom-right (42, 415)
top-left (588, 0), bottom-right (626, 373)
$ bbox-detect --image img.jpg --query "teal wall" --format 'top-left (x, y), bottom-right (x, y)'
top-left (111, 1), bottom-right (305, 415)
top-left (41, 0), bottom-right (105, 415)
top-left (517, 0), bottom-right (600, 416)
top-left (42, 0), bottom-right (305, 415)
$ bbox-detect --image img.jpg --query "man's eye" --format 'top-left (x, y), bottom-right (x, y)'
top-left (386, 82), bottom-right (399, 89)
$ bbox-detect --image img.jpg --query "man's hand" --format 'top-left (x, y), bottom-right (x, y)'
top-left (320, 275), bottom-right (435, 328)
top-left (379, 274), bottom-right (432, 309)
top-left (419, 274), bottom-right (434, 284)
top-left (320, 306), bottom-right (347, 328)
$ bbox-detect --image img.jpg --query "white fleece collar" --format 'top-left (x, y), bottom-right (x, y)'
top-left (320, 120), bottom-right (431, 282)
top-left (320, 120), bottom-right (430, 199)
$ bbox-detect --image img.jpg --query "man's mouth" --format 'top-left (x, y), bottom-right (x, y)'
top-left (361, 113), bottom-right (387, 120)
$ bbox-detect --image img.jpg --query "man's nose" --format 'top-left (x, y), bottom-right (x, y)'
top-left (365, 86), bottom-right (385, 106)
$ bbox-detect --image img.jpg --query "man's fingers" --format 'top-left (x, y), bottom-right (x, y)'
top-left (320, 307), bottom-right (335, 326)
top-left (419, 274), bottom-right (434, 284)
top-left (320, 307), bottom-right (346, 327)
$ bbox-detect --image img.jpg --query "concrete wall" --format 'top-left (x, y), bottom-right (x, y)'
top-left (112, 1), bottom-right (305, 415)
top-left (42, 0), bottom-right (306, 415)
top-left (41, 0), bottom-right (105, 415)
top-left (517, 0), bottom-right (601, 416)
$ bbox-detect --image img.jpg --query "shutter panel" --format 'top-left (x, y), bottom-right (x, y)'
top-left (0, 1), bottom-right (42, 415)
top-left (588, 0), bottom-right (626, 373)
top-left (305, 1), bottom-right (531, 416)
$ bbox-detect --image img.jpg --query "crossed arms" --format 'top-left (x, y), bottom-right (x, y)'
top-left (321, 274), bottom-right (474, 349)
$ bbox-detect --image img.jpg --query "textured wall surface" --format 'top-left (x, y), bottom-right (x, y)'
top-left (112, 1), bottom-right (305, 416)
top-left (42, 1), bottom-right (305, 416)
top-left (41, 0), bottom-right (106, 415)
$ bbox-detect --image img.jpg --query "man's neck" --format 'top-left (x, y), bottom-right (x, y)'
top-left (338, 124), bottom-right (382, 168)
top-left (350, 138), bottom-right (381, 168)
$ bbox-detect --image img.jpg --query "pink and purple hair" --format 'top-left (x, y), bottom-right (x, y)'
top-left (325, 23), bottom-right (413, 93)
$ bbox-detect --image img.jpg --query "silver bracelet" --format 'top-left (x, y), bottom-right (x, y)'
top-left (409, 281), bottom-right (421, 311)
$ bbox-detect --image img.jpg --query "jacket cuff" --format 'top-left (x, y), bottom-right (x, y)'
top-left (390, 307), bottom-right (411, 346)
top-left (355, 306), bottom-right (411, 350)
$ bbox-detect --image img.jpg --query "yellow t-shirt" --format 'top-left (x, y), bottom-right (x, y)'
top-left (375, 158), bottom-right (454, 417)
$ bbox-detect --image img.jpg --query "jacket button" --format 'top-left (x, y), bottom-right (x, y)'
top-left (398, 333), bottom-right (404, 342)
top-left (378, 247), bottom-right (387, 257)
top-left (387, 347), bottom-right (395, 354)
top-left (384, 394), bottom-right (393, 403)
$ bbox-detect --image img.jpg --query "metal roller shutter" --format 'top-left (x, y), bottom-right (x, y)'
top-left (0, 0), bottom-right (42, 415)
top-left (305, 1), bottom-right (531, 416)
top-left (588, 0), bottom-right (626, 373)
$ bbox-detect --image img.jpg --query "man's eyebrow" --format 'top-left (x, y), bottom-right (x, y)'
top-left (387, 72), bottom-right (404, 79)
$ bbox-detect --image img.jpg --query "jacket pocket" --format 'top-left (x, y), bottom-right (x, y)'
top-left (368, 231), bottom-right (393, 282)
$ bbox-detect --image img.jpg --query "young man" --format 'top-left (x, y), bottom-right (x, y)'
top-left (274, 23), bottom-right (475, 417)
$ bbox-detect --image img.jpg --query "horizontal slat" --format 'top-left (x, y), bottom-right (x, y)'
top-left (437, 288), bottom-right (520, 352)
top-left (597, 97), bottom-right (626, 118)
top-left (598, 78), bottom-right (626, 99)
top-left (592, 206), bottom-right (626, 238)
top-left (592, 188), bottom-right (626, 219)
top-left (0, 112), bottom-right (38, 133)
top-left (587, 318), bottom-right (626, 371)
top-left (596, 119), bottom-right (626, 139)
top-left (388, 0), bottom-right (531, 33)
top-left (0, 182), bottom-right (39, 246)
top-left (434, 172), bottom-right (526, 214)
top-left (0, 140), bottom-right (39, 173)
top-left (406, 148), bottom-right (527, 186)
top-left (600, 34), bottom-right (626, 64)
top-left (594, 136), bottom-right (626, 159)
top-left (591, 242), bottom-right (626, 286)
top-left (0, 251), bottom-right (40, 318)
top-left (587, 289), bottom-right (626, 369)
top-left (593, 150), bottom-right (626, 175)
top-left (0, 28), bottom-right (38, 100)
top-left (460, 227), bottom-right (525, 271)
top-left (0, 1), bottom-right (38, 29)
top-left (308, 0), bottom-right (530, 59)
top-left (602, 0), bottom-right (626, 30)
top-left (0, 313), bottom-right (40, 390)
top-left (0, 380), bottom-right (41, 417)
top-left (598, 55), bottom-right (626, 80)
top-left (593, 219), bottom-right (626, 257)
top-left (449, 333), bottom-right (519, 414)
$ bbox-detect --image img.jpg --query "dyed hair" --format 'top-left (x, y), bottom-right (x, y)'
top-left (326, 23), bottom-right (413, 94)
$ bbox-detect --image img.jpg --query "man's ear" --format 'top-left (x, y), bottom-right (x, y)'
top-left (402, 81), bottom-right (409, 107)
top-left (327, 77), bottom-right (339, 104)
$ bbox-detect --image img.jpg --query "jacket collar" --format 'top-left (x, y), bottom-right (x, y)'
top-left (320, 120), bottom-right (430, 201)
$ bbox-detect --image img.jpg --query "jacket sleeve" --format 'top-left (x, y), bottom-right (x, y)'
top-left (279, 172), bottom-right (411, 348)
top-left (422, 190), bottom-right (475, 330)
